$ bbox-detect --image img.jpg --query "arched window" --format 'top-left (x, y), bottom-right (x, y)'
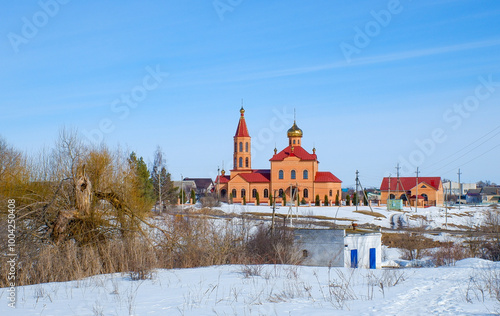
top-left (241, 189), bottom-right (246, 198)
top-left (245, 142), bottom-right (249, 152)
top-left (293, 140), bottom-right (296, 145)
top-left (389, 194), bottom-right (395, 199)
top-left (245, 157), bottom-right (249, 168)
top-left (239, 157), bottom-right (243, 167)
top-left (291, 170), bottom-right (296, 180)
top-left (234, 142), bottom-right (237, 152)
top-left (221, 189), bottom-right (227, 198)
top-left (231, 189), bottom-right (236, 198)
top-left (422, 193), bottom-right (428, 201)
top-left (303, 188), bottom-right (309, 198)
top-left (252, 189), bottom-right (257, 198)
top-left (329, 190), bottom-right (333, 197)
top-left (264, 189), bottom-right (269, 198)
top-left (303, 170), bottom-right (308, 179)
top-left (400, 194), bottom-right (407, 201)
top-left (279, 189), bottom-right (284, 197)
top-left (239, 142), bottom-right (243, 152)
top-left (234, 158), bottom-right (237, 168)
top-left (279, 170), bottom-right (284, 179)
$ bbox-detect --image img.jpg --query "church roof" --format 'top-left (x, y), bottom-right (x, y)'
top-left (234, 107), bottom-right (250, 137)
top-left (380, 177), bottom-right (441, 191)
top-left (315, 171), bottom-right (342, 183)
top-left (214, 175), bottom-right (230, 184)
top-left (238, 170), bottom-right (271, 183)
top-left (270, 145), bottom-right (317, 161)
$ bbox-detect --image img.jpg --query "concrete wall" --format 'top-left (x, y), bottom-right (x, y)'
top-left (294, 229), bottom-right (345, 267)
top-left (344, 233), bottom-right (382, 269)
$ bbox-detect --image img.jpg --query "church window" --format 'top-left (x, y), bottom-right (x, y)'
top-left (234, 142), bottom-right (237, 152)
top-left (239, 157), bottom-right (243, 168)
top-left (232, 189), bottom-right (237, 198)
top-left (245, 142), bottom-right (249, 152)
top-left (264, 189), bottom-right (269, 198)
top-left (252, 189), bottom-right (257, 198)
top-left (303, 170), bottom-right (308, 179)
top-left (279, 189), bottom-right (284, 197)
top-left (239, 142), bottom-right (243, 152)
top-left (291, 170), bottom-right (296, 180)
top-left (245, 157), bottom-right (249, 168)
top-left (293, 140), bottom-right (296, 145)
top-left (303, 188), bottom-right (309, 198)
top-left (329, 190), bottom-right (333, 197)
top-left (279, 170), bottom-right (284, 179)
top-left (241, 189), bottom-right (246, 198)
top-left (234, 158), bottom-right (237, 168)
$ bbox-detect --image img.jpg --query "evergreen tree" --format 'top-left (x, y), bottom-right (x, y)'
top-left (296, 193), bottom-right (300, 206)
top-left (128, 152), bottom-right (155, 206)
top-left (346, 194), bottom-right (351, 205)
top-left (283, 194), bottom-right (287, 206)
top-left (324, 194), bottom-right (329, 206)
top-left (363, 189), bottom-right (368, 206)
top-left (190, 189), bottom-right (196, 204)
top-left (256, 191), bottom-right (260, 205)
top-left (301, 197), bottom-right (307, 205)
top-left (353, 192), bottom-right (358, 205)
top-left (229, 192), bottom-right (233, 204)
top-left (269, 193), bottom-right (273, 206)
top-left (315, 195), bottom-right (320, 206)
top-left (335, 194), bottom-right (340, 206)
top-left (179, 188), bottom-right (186, 204)
top-left (243, 195), bottom-right (246, 205)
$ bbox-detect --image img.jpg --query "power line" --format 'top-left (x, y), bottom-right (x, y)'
top-left (439, 142), bottom-right (500, 177)
top-left (428, 129), bottom-right (500, 174)
top-left (424, 125), bottom-right (500, 171)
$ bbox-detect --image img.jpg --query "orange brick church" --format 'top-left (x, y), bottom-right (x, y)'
top-left (215, 107), bottom-right (342, 205)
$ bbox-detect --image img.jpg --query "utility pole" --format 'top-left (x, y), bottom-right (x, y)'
top-left (355, 170), bottom-right (359, 212)
top-left (458, 168), bottom-right (462, 210)
top-left (217, 166), bottom-right (220, 203)
top-left (415, 167), bottom-right (420, 213)
top-left (158, 166), bottom-right (161, 212)
top-left (180, 174), bottom-right (184, 211)
top-left (387, 174), bottom-right (391, 209)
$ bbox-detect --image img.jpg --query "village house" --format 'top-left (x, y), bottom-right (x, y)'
top-left (215, 107), bottom-right (342, 205)
top-left (380, 176), bottom-right (444, 206)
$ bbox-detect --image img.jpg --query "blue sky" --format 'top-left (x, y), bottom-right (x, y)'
top-left (1, 0), bottom-right (500, 187)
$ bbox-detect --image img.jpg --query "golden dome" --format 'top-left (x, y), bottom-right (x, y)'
top-left (287, 121), bottom-right (303, 138)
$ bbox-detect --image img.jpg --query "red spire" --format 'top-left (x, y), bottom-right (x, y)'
top-left (234, 107), bottom-right (250, 137)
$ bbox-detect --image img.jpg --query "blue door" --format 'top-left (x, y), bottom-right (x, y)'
top-left (369, 248), bottom-right (376, 269)
top-left (350, 249), bottom-right (358, 268)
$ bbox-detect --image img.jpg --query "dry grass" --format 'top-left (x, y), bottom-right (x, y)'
top-left (353, 210), bottom-right (386, 218)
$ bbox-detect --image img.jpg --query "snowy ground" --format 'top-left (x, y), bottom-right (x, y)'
top-left (3, 259), bottom-right (499, 315)
top-left (216, 203), bottom-right (494, 231)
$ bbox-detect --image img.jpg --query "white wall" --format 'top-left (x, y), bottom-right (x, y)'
top-left (294, 229), bottom-right (345, 267)
top-left (343, 233), bottom-right (382, 269)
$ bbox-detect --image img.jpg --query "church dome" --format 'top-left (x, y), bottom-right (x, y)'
top-left (287, 121), bottom-right (303, 138)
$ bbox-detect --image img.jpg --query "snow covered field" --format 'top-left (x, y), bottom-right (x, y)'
top-left (217, 203), bottom-right (493, 230)
top-left (2, 259), bottom-right (499, 315)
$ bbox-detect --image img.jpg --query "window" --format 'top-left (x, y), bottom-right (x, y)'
top-left (221, 189), bottom-right (227, 198)
top-left (239, 142), bottom-right (243, 152)
top-left (303, 188), bottom-right (309, 198)
top-left (239, 157), bottom-right (243, 168)
top-left (302, 250), bottom-right (308, 258)
top-left (231, 189), bottom-right (236, 198)
top-left (389, 194), bottom-right (395, 199)
top-left (279, 170), bottom-right (284, 179)
top-left (329, 190), bottom-right (332, 197)
top-left (245, 142), bottom-right (249, 152)
top-left (241, 189), bottom-right (246, 198)
top-left (279, 189), bottom-right (284, 197)
top-left (303, 170), bottom-right (308, 179)
top-left (264, 189), bottom-right (269, 198)
top-left (293, 140), bottom-right (296, 145)
top-left (234, 158), bottom-right (237, 168)
top-left (245, 157), bottom-right (249, 168)
top-left (291, 170), bottom-right (296, 180)
top-left (234, 142), bottom-right (237, 152)
top-left (252, 189), bottom-right (257, 198)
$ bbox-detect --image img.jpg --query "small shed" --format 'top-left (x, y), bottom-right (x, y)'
top-left (294, 228), bottom-right (382, 269)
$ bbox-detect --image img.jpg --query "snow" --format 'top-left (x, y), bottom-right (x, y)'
top-left (3, 259), bottom-right (499, 315)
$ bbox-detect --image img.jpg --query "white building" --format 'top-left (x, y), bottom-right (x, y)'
top-left (293, 228), bottom-right (382, 269)
top-left (442, 181), bottom-right (476, 196)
